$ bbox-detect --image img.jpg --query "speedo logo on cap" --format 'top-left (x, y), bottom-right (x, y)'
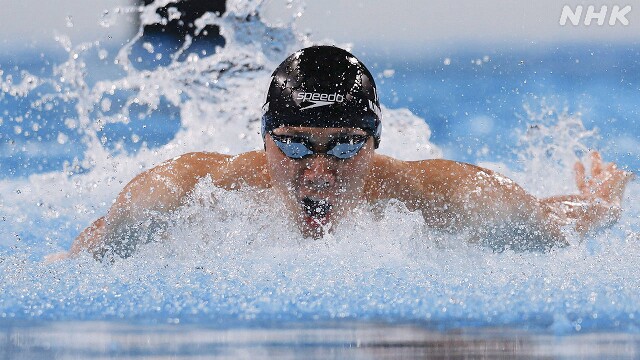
top-left (296, 92), bottom-right (344, 110)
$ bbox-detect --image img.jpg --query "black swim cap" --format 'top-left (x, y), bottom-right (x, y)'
top-left (261, 46), bottom-right (382, 148)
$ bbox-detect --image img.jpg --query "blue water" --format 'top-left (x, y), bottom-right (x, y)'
top-left (368, 44), bottom-right (640, 172)
top-left (2, 43), bottom-right (639, 178)
top-left (1, 1), bottom-right (639, 357)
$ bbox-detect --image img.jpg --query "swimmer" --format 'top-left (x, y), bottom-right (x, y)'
top-left (47, 46), bottom-right (634, 261)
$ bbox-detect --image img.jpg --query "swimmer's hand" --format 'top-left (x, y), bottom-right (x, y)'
top-left (575, 151), bottom-right (634, 206)
top-left (543, 151), bottom-right (634, 235)
top-left (573, 151), bottom-right (634, 234)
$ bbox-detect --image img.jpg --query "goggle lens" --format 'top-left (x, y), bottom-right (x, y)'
top-left (271, 134), bottom-right (368, 160)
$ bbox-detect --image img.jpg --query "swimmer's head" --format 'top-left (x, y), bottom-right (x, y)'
top-left (261, 46), bottom-right (382, 148)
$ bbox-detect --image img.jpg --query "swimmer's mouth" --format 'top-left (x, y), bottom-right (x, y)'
top-left (302, 197), bottom-right (332, 224)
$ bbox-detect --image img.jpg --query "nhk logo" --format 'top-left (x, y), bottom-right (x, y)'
top-left (559, 5), bottom-right (632, 25)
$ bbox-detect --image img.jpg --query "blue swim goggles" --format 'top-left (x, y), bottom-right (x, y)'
top-left (270, 133), bottom-right (369, 160)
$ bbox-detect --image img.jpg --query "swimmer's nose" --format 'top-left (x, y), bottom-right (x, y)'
top-left (302, 156), bottom-right (336, 190)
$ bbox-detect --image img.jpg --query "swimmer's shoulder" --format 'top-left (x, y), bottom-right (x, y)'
top-left (367, 155), bottom-right (494, 200)
top-left (372, 154), bottom-right (492, 181)
top-left (159, 150), bottom-right (270, 190)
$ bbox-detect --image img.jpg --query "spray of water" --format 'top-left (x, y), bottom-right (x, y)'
top-left (0, 0), bottom-right (638, 334)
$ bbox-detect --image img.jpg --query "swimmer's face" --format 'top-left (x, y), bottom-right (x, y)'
top-left (265, 126), bottom-right (375, 237)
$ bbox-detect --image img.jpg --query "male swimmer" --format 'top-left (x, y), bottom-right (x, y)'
top-left (48, 46), bottom-right (634, 261)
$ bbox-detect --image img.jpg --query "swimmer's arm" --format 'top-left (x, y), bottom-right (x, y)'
top-left (46, 156), bottom-right (204, 262)
top-left (540, 195), bottom-right (621, 235)
top-left (433, 161), bottom-right (568, 246)
top-left (400, 152), bottom-right (633, 240)
top-left (44, 216), bottom-right (108, 262)
top-left (46, 151), bottom-right (270, 261)
top-left (373, 157), bottom-right (567, 247)
top-left (45, 153), bottom-right (215, 261)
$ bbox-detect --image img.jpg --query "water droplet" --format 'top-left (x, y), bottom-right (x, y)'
top-left (101, 98), bottom-right (112, 112)
top-left (142, 42), bottom-right (155, 54)
top-left (57, 132), bottom-right (68, 145)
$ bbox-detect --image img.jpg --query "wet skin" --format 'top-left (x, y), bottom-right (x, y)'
top-left (46, 127), bottom-right (634, 261)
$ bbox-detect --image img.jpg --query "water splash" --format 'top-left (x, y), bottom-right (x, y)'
top-left (0, 0), bottom-right (638, 335)
top-left (516, 102), bottom-right (599, 197)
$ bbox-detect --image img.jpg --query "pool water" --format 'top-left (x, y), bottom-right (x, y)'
top-left (3, 321), bottom-right (639, 359)
top-left (1, 0), bottom-right (639, 358)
